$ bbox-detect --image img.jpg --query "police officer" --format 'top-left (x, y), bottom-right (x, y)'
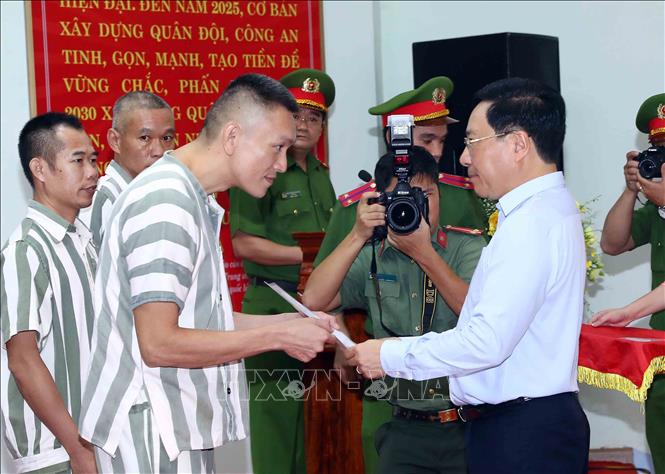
top-left (315, 76), bottom-right (487, 269)
top-left (229, 68), bottom-right (336, 474)
top-left (304, 148), bottom-right (485, 473)
top-left (312, 76), bottom-right (486, 473)
top-left (600, 92), bottom-right (665, 474)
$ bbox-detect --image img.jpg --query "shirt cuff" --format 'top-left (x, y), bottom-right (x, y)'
top-left (380, 337), bottom-right (417, 380)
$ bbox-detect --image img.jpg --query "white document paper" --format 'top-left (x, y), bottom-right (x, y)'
top-left (265, 282), bottom-right (356, 348)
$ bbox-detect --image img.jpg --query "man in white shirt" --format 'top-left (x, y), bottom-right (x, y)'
top-left (350, 77), bottom-right (590, 473)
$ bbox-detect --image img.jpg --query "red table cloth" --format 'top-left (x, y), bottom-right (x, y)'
top-left (578, 324), bottom-right (665, 402)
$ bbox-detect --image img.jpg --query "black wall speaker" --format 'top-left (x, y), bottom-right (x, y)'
top-left (413, 32), bottom-right (562, 174)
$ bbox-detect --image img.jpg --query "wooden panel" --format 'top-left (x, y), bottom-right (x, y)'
top-left (293, 232), bottom-right (368, 474)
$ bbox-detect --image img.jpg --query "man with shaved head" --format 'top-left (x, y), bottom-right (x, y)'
top-left (80, 91), bottom-right (176, 247)
top-left (79, 74), bottom-right (338, 473)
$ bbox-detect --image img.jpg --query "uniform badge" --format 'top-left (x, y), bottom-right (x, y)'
top-left (658, 103), bottom-right (665, 119)
top-left (302, 78), bottom-right (320, 94)
top-left (281, 190), bottom-right (302, 199)
top-left (432, 87), bottom-right (446, 105)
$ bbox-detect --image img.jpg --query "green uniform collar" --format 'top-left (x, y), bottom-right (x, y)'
top-left (286, 152), bottom-right (323, 171)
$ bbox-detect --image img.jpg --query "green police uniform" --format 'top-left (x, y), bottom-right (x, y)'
top-left (631, 200), bottom-right (665, 474)
top-left (631, 202), bottom-right (665, 329)
top-left (633, 93), bottom-right (665, 474)
top-left (314, 77), bottom-right (486, 473)
top-left (339, 227), bottom-right (485, 473)
top-left (229, 68), bottom-right (336, 474)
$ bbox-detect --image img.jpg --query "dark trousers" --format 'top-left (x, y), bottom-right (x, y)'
top-left (465, 392), bottom-right (590, 474)
top-left (375, 416), bottom-right (466, 474)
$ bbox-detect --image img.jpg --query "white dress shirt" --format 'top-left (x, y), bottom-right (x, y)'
top-left (381, 172), bottom-right (586, 406)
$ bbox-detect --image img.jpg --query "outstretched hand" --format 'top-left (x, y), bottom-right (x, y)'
top-left (281, 316), bottom-right (338, 362)
top-left (346, 339), bottom-right (386, 379)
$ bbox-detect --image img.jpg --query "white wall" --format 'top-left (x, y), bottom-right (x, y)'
top-left (323, 1), bottom-right (382, 194)
top-left (1, 0), bottom-right (31, 245)
top-left (2, 1), bottom-right (664, 472)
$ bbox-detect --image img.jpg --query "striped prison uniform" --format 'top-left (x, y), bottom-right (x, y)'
top-left (79, 159), bottom-right (132, 249)
top-left (1, 201), bottom-right (96, 473)
top-left (80, 152), bottom-right (246, 472)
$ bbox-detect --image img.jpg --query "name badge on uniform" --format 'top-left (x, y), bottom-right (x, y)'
top-left (281, 190), bottom-right (302, 199)
top-left (370, 273), bottom-right (397, 282)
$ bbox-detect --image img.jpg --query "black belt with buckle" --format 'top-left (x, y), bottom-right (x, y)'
top-left (393, 406), bottom-right (461, 424)
top-left (457, 392), bottom-right (577, 422)
top-left (457, 396), bottom-right (532, 422)
top-left (250, 277), bottom-right (299, 294)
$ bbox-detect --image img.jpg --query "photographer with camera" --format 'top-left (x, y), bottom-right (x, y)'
top-left (315, 77), bottom-right (487, 269)
top-left (309, 77), bottom-right (487, 473)
top-left (303, 142), bottom-right (484, 473)
top-left (600, 92), bottom-right (665, 474)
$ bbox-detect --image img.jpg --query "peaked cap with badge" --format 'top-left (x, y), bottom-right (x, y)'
top-left (369, 76), bottom-right (459, 127)
top-left (635, 93), bottom-right (665, 143)
top-left (280, 68), bottom-right (335, 112)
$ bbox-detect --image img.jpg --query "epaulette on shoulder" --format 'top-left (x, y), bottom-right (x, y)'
top-left (436, 229), bottom-right (447, 248)
top-left (438, 172), bottom-right (474, 190)
top-left (444, 224), bottom-right (484, 236)
top-left (338, 180), bottom-right (377, 207)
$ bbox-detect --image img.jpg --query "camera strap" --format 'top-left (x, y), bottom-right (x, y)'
top-left (420, 274), bottom-right (438, 334)
top-left (369, 240), bottom-right (383, 320)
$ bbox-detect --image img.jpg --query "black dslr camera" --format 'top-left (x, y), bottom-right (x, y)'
top-left (370, 115), bottom-right (430, 242)
top-left (635, 145), bottom-right (665, 179)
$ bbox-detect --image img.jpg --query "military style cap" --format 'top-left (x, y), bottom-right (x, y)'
top-left (635, 93), bottom-right (665, 142)
top-left (280, 68), bottom-right (335, 112)
top-left (369, 76), bottom-right (459, 127)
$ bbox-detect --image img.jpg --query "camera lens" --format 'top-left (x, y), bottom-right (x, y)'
top-left (638, 159), bottom-right (658, 179)
top-left (387, 199), bottom-right (420, 234)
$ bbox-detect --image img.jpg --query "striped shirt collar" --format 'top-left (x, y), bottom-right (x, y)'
top-left (105, 159), bottom-right (132, 186)
top-left (27, 200), bottom-right (92, 246)
top-left (497, 171), bottom-right (564, 222)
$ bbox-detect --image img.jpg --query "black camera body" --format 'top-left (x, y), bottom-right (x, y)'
top-left (636, 145), bottom-right (665, 179)
top-left (370, 115), bottom-right (430, 242)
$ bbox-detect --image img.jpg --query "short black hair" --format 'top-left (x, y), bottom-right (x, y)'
top-left (203, 73), bottom-right (298, 139)
top-left (18, 112), bottom-right (84, 187)
top-left (374, 146), bottom-right (438, 192)
top-left (475, 78), bottom-right (565, 164)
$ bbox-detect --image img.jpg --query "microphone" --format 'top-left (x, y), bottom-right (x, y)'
top-left (358, 170), bottom-right (372, 183)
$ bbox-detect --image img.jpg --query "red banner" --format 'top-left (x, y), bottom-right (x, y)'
top-left (28, 0), bottom-right (324, 310)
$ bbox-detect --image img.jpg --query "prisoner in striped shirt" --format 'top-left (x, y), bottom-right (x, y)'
top-left (1, 112), bottom-right (99, 473)
top-left (80, 73), bottom-right (338, 473)
top-left (79, 91), bottom-right (175, 249)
